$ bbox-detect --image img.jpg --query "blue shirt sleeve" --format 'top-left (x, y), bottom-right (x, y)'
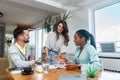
top-left (72, 43), bottom-right (102, 71)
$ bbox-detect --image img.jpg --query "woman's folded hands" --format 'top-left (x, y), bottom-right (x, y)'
top-left (65, 62), bottom-right (80, 70)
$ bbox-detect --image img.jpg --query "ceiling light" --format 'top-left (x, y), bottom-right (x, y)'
top-left (35, 0), bottom-right (61, 7)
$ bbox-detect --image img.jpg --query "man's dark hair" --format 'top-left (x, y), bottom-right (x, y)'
top-left (13, 27), bottom-right (28, 39)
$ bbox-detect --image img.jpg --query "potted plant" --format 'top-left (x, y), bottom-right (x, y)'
top-left (5, 37), bottom-right (12, 47)
top-left (44, 15), bottom-right (53, 32)
top-left (43, 12), bottom-right (72, 33)
top-left (86, 66), bottom-right (99, 80)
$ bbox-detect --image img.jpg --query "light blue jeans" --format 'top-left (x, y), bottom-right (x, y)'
top-left (48, 50), bottom-right (59, 64)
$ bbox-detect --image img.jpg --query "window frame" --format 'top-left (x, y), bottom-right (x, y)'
top-left (89, 0), bottom-right (120, 36)
top-left (89, 0), bottom-right (120, 53)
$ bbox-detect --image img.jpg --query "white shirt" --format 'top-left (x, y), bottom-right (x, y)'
top-left (45, 31), bottom-right (67, 54)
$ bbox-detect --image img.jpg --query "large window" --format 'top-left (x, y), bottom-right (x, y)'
top-left (29, 28), bottom-right (48, 59)
top-left (34, 28), bottom-right (47, 59)
top-left (37, 29), bottom-right (47, 58)
top-left (29, 30), bottom-right (36, 56)
top-left (93, 1), bottom-right (120, 53)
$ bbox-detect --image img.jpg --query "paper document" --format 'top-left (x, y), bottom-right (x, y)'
top-left (49, 64), bottom-right (65, 69)
top-left (49, 65), bottom-right (57, 69)
top-left (11, 70), bottom-right (21, 74)
top-left (55, 64), bottom-right (65, 68)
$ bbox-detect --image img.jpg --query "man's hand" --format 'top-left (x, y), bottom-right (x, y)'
top-left (28, 55), bottom-right (35, 61)
top-left (54, 55), bottom-right (66, 64)
top-left (59, 53), bottom-right (65, 59)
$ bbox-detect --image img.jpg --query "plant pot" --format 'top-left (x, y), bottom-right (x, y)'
top-left (87, 76), bottom-right (98, 80)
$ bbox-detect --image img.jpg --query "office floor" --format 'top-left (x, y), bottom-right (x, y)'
top-left (99, 71), bottom-right (120, 80)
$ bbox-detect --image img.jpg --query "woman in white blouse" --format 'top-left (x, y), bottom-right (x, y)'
top-left (44, 20), bottom-right (69, 64)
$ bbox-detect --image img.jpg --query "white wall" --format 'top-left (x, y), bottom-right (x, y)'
top-left (5, 24), bottom-right (16, 34)
top-left (67, 9), bottom-right (89, 53)
top-left (101, 58), bottom-right (120, 71)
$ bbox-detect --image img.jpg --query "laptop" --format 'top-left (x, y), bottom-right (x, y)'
top-left (58, 74), bottom-right (87, 80)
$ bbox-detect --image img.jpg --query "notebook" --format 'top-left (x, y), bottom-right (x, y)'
top-left (58, 74), bottom-right (87, 80)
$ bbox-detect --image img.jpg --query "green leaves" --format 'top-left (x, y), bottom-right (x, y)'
top-left (62, 12), bottom-right (72, 20)
top-left (43, 12), bottom-right (72, 33)
top-left (44, 15), bottom-right (53, 32)
top-left (86, 66), bottom-right (97, 78)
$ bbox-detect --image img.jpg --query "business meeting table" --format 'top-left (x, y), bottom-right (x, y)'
top-left (5, 65), bottom-right (101, 80)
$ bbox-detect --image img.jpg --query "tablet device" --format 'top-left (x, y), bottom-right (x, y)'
top-left (58, 74), bottom-right (87, 80)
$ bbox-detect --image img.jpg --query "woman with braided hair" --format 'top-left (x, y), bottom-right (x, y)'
top-left (65, 29), bottom-right (102, 71)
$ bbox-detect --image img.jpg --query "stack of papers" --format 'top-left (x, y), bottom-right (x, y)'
top-left (11, 70), bottom-right (21, 74)
top-left (55, 64), bottom-right (65, 68)
top-left (49, 64), bottom-right (65, 69)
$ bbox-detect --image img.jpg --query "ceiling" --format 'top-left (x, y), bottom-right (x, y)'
top-left (50, 0), bottom-right (101, 11)
top-left (0, 0), bottom-right (66, 26)
top-left (0, 0), bottom-right (103, 33)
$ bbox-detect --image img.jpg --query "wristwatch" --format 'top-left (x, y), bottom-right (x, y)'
top-left (78, 64), bottom-right (81, 69)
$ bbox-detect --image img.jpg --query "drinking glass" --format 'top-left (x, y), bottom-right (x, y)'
top-left (42, 61), bottom-right (49, 72)
top-left (81, 64), bottom-right (88, 75)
